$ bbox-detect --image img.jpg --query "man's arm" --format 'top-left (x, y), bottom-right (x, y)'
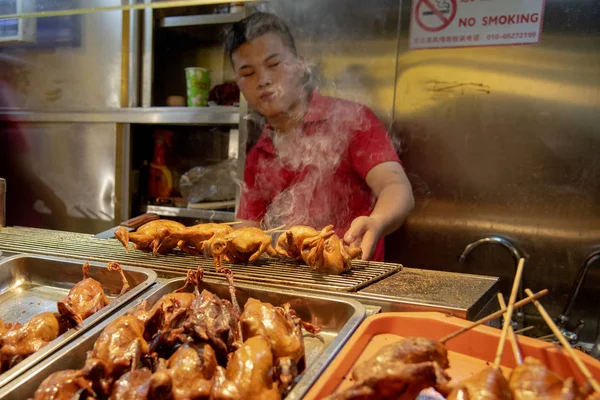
top-left (344, 161), bottom-right (414, 260)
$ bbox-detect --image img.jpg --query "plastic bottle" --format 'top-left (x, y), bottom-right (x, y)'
top-left (148, 130), bottom-right (174, 198)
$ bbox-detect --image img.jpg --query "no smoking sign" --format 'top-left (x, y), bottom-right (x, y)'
top-left (409, 0), bottom-right (546, 49)
top-left (415, 0), bottom-right (457, 32)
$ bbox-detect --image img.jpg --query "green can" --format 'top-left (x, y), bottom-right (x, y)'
top-left (185, 67), bottom-right (210, 107)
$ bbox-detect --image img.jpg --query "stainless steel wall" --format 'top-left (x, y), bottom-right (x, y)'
top-left (269, 0), bottom-right (600, 340)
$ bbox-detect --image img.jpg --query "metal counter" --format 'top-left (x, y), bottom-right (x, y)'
top-left (0, 227), bottom-right (499, 320)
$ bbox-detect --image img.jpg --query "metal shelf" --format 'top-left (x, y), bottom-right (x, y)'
top-left (159, 13), bottom-right (244, 28)
top-left (0, 107), bottom-right (240, 125)
top-left (143, 205), bottom-right (235, 222)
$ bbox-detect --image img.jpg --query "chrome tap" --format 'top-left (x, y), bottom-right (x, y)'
top-left (556, 250), bottom-right (600, 340)
top-left (459, 236), bottom-right (526, 328)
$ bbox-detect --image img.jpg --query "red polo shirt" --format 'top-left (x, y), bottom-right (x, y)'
top-left (237, 91), bottom-right (401, 261)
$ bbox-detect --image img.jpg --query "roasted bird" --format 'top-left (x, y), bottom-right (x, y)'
top-left (211, 335), bottom-right (281, 400)
top-left (240, 298), bottom-right (321, 391)
top-left (87, 304), bottom-right (149, 379)
top-left (327, 337), bottom-right (451, 400)
top-left (115, 219), bottom-right (185, 254)
top-left (301, 225), bottom-right (362, 274)
top-left (179, 268), bottom-right (242, 364)
top-left (447, 366), bottom-right (512, 400)
top-left (211, 227), bottom-right (278, 269)
top-left (57, 262), bottom-right (130, 327)
top-left (0, 312), bottom-right (67, 372)
top-left (509, 357), bottom-right (585, 399)
top-left (110, 367), bottom-right (168, 400)
top-left (275, 225), bottom-right (319, 260)
top-left (155, 222), bottom-right (234, 256)
top-left (32, 358), bottom-right (109, 400)
top-left (138, 269), bottom-right (198, 341)
top-left (150, 342), bottom-right (217, 400)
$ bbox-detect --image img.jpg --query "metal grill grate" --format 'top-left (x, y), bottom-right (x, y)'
top-left (0, 227), bottom-right (402, 292)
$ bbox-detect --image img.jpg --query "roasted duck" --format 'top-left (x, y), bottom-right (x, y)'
top-left (301, 225), bottom-right (362, 274)
top-left (33, 358), bottom-right (109, 400)
top-left (155, 222), bottom-right (234, 256)
top-left (150, 342), bottom-right (217, 399)
top-left (211, 335), bottom-right (281, 400)
top-left (0, 312), bottom-right (67, 372)
top-left (275, 225), bottom-right (319, 260)
top-left (211, 227), bottom-right (278, 269)
top-left (87, 304), bottom-right (149, 379)
top-left (115, 219), bottom-right (185, 254)
top-left (240, 298), bottom-right (321, 391)
top-left (327, 337), bottom-right (451, 400)
top-left (57, 262), bottom-right (130, 327)
top-left (509, 357), bottom-right (585, 399)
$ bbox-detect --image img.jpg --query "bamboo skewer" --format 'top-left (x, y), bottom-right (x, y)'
top-left (439, 288), bottom-right (548, 344)
top-left (498, 293), bottom-right (523, 365)
top-left (513, 325), bottom-right (535, 335)
top-left (524, 288), bottom-right (600, 393)
top-left (223, 221), bottom-right (243, 226)
top-left (264, 224), bottom-right (286, 233)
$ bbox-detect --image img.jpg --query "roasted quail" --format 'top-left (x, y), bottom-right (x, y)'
top-left (115, 219), bottom-right (185, 255)
top-left (301, 225), bottom-right (361, 274)
top-left (509, 357), bottom-right (585, 400)
top-left (275, 225), bottom-right (319, 260)
top-left (211, 227), bottom-right (278, 269)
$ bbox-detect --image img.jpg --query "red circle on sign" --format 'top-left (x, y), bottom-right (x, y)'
top-left (415, 0), bottom-right (457, 32)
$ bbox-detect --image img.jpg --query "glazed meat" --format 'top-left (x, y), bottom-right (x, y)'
top-left (88, 306), bottom-right (149, 379)
top-left (275, 225), bottom-right (319, 260)
top-left (33, 358), bottom-right (108, 400)
top-left (157, 222), bottom-right (234, 256)
top-left (447, 366), bottom-right (512, 400)
top-left (509, 357), bottom-right (585, 400)
top-left (0, 312), bottom-right (67, 372)
top-left (151, 342), bottom-right (217, 400)
top-left (115, 219), bottom-right (185, 255)
top-left (211, 336), bottom-right (281, 400)
top-left (301, 225), bottom-right (361, 274)
top-left (327, 337), bottom-right (451, 400)
top-left (57, 262), bottom-right (130, 327)
top-left (211, 227), bottom-right (277, 269)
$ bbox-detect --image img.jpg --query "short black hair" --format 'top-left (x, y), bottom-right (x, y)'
top-left (225, 12), bottom-right (297, 65)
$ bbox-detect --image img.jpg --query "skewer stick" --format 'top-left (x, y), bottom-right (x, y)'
top-left (513, 325), bottom-right (535, 335)
top-left (222, 221), bottom-right (242, 225)
top-left (498, 293), bottom-right (523, 364)
top-left (264, 224), bottom-right (286, 233)
top-left (493, 258), bottom-right (526, 369)
top-left (440, 288), bottom-right (548, 344)
top-left (524, 288), bottom-right (600, 393)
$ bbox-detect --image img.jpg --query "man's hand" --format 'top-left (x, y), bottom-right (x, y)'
top-left (344, 215), bottom-right (384, 261)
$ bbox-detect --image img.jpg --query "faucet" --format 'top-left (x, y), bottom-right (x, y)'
top-left (556, 250), bottom-right (600, 343)
top-left (459, 236), bottom-right (526, 328)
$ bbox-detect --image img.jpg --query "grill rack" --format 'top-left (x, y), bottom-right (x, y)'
top-left (0, 227), bottom-right (402, 292)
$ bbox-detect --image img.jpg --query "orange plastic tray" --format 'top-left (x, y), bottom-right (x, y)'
top-left (305, 312), bottom-right (600, 399)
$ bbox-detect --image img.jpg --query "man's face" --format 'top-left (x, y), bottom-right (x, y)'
top-left (232, 33), bottom-right (306, 120)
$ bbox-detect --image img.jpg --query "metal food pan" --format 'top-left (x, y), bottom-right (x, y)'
top-left (0, 254), bottom-right (156, 389)
top-left (0, 276), bottom-right (366, 400)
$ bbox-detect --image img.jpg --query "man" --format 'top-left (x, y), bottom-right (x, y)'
top-left (225, 12), bottom-right (414, 261)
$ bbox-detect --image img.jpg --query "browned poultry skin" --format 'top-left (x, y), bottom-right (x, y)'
top-left (88, 310), bottom-right (149, 379)
top-left (57, 262), bottom-right (130, 328)
top-left (509, 357), bottom-right (584, 399)
top-left (0, 312), bottom-right (67, 371)
top-left (446, 366), bottom-right (512, 400)
top-left (33, 358), bottom-right (108, 400)
top-left (211, 227), bottom-right (277, 269)
top-left (275, 226), bottom-right (318, 260)
top-left (115, 220), bottom-right (185, 254)
top-left (328, 337), bottom-right (451, 400)
top-left (157, 223), bottom-right (234, 256)
top-left (181, 284), bottom-right (241, 364)
top-left (110, 367), bottom-right (173, 400)
top-left (151, 342), bottom-right (217, 400)
top-left (211, 336), bottom-right (280, 400)
top-left (301, 226), bottom-right (361, 274)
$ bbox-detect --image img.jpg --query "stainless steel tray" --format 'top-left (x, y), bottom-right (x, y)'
top-left (0, 254), bottom-right (156, 390)
top-left (0, 276), bottom-right (366, 400)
